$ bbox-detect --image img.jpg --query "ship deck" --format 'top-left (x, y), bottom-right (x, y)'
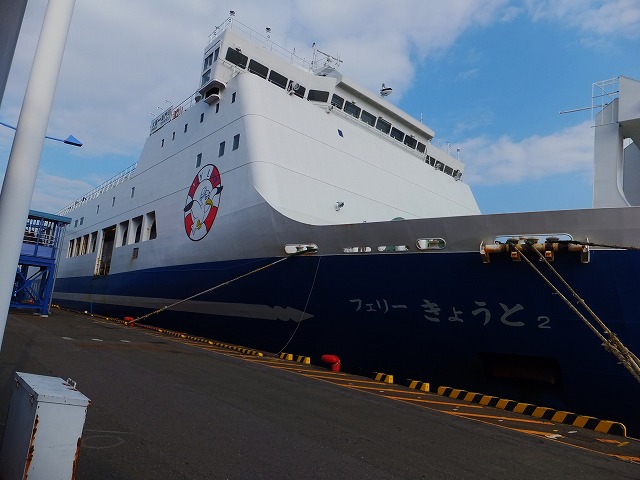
top-left (1, 309), bottom-right (638, 479)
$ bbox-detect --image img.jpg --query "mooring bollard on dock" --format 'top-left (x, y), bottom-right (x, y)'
top-left (0, 372), bottom-right (90, 480)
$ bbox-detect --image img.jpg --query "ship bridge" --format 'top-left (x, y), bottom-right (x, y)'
top-left (593, 76), bottom-right (640, 207)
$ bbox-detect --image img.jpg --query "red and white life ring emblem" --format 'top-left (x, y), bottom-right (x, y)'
top-left (183, 164), bottom-right (223, 241)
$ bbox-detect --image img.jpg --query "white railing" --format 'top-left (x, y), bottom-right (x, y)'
top-left (58, 163), bottom-right (137, 215)
top-left (208, 16), bottom-right (313, 71)
top-left (592, 77), bottom-right (619, 127)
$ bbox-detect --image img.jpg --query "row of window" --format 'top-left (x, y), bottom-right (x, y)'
top-left (202, 47), bottom-right (221, 85)
top-left (194, 133), bottom-right (241, 167)
top-left (224, 46), bottom-right (329, 103)
top-left (68, 231), bottom-right (98, 257)
top-left (160, 92), bottom-right (238, 152)
top-left (72, 186), bottom-right (139, 227)
top-left (222, 46), bottom-right (426, 150)
top-left (67, 211), bottom-right (157, 258)
top-left (330, 92), bottom-right (428, 153)
top-left (222, 47), bottom-right (460, 177)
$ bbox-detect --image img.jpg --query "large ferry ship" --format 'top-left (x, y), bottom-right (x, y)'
top-left (54, 16), bottom-right (640, 432)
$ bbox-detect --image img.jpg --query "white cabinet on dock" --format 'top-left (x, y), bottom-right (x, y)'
top-left (0, 372), bottom-right (90, 480)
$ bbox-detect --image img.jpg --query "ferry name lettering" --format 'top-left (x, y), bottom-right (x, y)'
top-left (421, 299), bottom-right (550, 329)
top-left (349, 299), bottom-right (408, 313)
top-left (349, 298), bottom-right (551, 329)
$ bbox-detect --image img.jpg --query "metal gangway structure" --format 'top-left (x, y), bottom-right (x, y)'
top-left (11, 210), bottom-right (71, 316)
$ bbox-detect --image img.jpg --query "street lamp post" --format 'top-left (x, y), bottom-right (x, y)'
top-left (0, 0), bottom-right (77, 352)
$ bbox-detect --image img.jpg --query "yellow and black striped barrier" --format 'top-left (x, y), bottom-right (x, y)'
top-left (374, 372), bottom-right (394, 384)
top-left (76, 309), bottom-right (265, 357)
top-left (407, 379), bottom-right (430, 392)
top-left (437, 386), bottom-right (626, 437)
top-left (278, 352), bottom-right (311, 364)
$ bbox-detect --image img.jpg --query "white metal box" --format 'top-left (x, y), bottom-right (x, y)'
top-left (0, 372), bottom-right (90, 480)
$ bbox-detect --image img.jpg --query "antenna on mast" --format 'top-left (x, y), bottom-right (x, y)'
top-left (315, 48), bottom-right (343, 69)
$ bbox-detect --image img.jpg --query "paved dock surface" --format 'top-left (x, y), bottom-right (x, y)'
top-left (1, 310), bottom-right (639, 479)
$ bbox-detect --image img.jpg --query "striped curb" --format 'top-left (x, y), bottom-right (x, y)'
top-left (278, 352), bottom-right (311, 364)
top-left (55, 308), bottom-right (264, 357)
top-left (407, 379), bottom-right (430, 392)
top-left (374, 372), bottom-right (394, 384)
top-left (437, 386), bottom-right (627, 437)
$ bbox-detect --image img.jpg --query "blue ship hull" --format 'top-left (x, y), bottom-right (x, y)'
top-left (54, 248), bottom-right (640, 433)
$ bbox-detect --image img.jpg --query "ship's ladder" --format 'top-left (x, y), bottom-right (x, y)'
top-left (508, 239), bottom-right (640, 384)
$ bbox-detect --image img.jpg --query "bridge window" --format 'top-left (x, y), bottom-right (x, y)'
top-left (375, 118), bottom-right (391, 134)
top-left (248, 59), bottom-right (268, 79)
top-left (344, 101), bottom-right (360, 118)
top-left (201, 69), bottom-right (211, 86)
top-left (417, 142), bottom-right (426, 154)
top-left (204, 53), bottom-right (213, 70)
top-left (225, 47), bottom-right (248, 68)
top-left (268, 70), bottom-right (288, 89)
top-left (331, 94), bottom-right (344, 109)
top-left (404, 135), bottom-right (417, 149)
top-left (288, 81), bottom-right (305, 98)
top-left (390, 127), bottom-right (404, 142)
top-left (361, 110), bottom-right (376, 127)
top-left (308, 90), bottom-right (329, 102)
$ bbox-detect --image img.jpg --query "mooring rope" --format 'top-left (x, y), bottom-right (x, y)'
top-left (515, 241), bottom-right (640, 384)
top-left (133, 248), bottom-right (316, 323)
top-left (562, 240), bottom-right (640, 251)
top-left (277, 256), bottom-right (322, 355)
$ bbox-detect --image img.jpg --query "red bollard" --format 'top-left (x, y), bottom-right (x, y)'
top-left (124, 316), bottom-right (135, 326)
top-left (320, 354), bottom-right (341, 372)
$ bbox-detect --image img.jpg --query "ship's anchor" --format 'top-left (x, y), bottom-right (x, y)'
top-left (513, 240), bottom-right (640, 384)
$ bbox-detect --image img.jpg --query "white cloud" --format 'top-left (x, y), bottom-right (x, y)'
top-left (30, 172), bottom-right (97, 213)
top-left (2, 0), bottom-right (511, 163)
top-left (524, 0), bottom-right (640, 38)
top-left (461, 120), bottom-right (594, 185)
top-left (0, 0), bottom-right (634, 213)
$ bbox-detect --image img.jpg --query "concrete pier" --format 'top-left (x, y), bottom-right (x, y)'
top-left (1, 309), bottom-right (638, 479)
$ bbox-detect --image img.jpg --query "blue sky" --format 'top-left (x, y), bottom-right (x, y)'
top-left (1, 0), bottom-right (639, 214)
